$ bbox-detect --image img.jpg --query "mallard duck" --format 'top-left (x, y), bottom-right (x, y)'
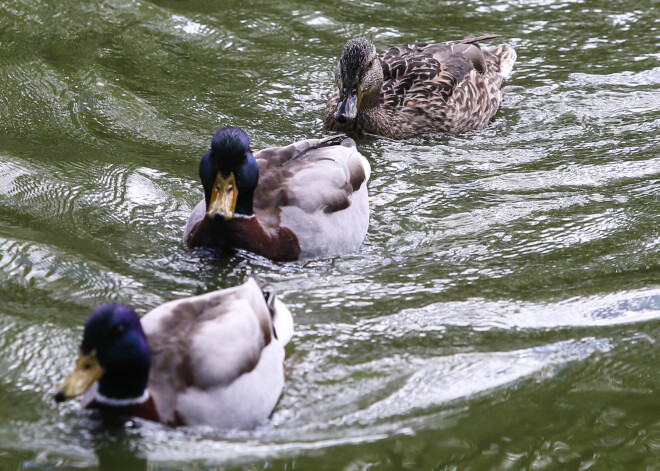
top-left (184, 126), bottom-right (371, 261)
top-left (54, 276), bottom-right (294, 429)
top-left (325, 35), bottom-right (517, 139)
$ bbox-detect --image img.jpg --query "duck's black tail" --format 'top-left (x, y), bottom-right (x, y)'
top-left (461, 34), bottom-right (502, 44)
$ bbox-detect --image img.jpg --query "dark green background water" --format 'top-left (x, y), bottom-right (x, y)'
top-left (1, 0), bottom-right (658, 469)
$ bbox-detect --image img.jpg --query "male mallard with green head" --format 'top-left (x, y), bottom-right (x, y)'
top-left (325, 35), bottom-right (516, 139)
top-left (184, 126), bottom-right (370, 261)
top-left (54, 277), bottom-right (294, 429)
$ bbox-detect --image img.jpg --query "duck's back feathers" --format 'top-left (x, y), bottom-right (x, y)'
top-left (379, 36), bottom-right (501, 103)
top-left (379, 36), bottom-right (515, 134)
top-left (253, 136), bottom-right (370, 259)
top-left (140, 277), bottom-right (291, 428)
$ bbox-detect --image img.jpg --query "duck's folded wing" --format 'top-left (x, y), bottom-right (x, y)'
top-left (253, 138), bottom-right (368, 216)
top-left (140, 277), bottom-right (280, 426)
top-left (281, 138), bottom-right (368, 212)
top-left (251, 137), bottom-right (370, 259)
top-left (380, 42), bottom-right (489, 105)
top-left (255, 138), bottom-right (325, 169)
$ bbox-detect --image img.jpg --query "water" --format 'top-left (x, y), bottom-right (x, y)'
top-left (1, 0), bottom-right (659, 469)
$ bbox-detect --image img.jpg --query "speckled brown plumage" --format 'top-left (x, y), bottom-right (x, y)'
top-left (325, 35), bottom-right (517, 139)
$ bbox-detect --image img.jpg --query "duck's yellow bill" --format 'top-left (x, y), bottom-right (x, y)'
top-left (207, 172), bottom-right (238, 221)
top-left (54, 350), bottom-right (104, 402)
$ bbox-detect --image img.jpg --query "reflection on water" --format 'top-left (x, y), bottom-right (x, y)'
top-left (1, 0), bottom-right (659, 469)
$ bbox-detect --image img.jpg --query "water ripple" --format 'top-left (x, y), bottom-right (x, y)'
top-left (1, 0), bottom-right (659, 468)
top-left (370, 288), bottom-right (660, 332)
top-left (333, 337), bottom-right (612, 426)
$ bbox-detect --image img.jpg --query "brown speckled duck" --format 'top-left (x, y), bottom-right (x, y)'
top-left (325, 35), bottom-right (517, 139)
top-left (184, 127), bottom-right (370, 261)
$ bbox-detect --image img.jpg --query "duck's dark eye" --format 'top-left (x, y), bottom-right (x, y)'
top-left (368, 60), bottom-right (373, 68)
top-left (114, 323), bottom-right (127, 337)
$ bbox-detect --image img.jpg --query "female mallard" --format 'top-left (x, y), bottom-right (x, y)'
top-left (325, 35), bottom-right (516, 139)
top-left (184, 126), bottom-right (370, 261)
top-left (54, 277), bottom-right (294, 429)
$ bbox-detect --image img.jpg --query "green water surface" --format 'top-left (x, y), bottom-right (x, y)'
top-left (0, 0), bottom-right (659, 469)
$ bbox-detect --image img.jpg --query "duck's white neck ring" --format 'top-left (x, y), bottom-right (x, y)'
top-left (212, 213), bottom-right (255, 221)
top-left (95, 389), bottom-right (150, 407)
top-left (233, 213), bottom-right (256, 220)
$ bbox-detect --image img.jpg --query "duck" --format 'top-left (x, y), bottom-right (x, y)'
top-left (54, 276), bottom-right (294, 429)
top-left (183, 126), bottom-right (371, 261)
top-left (325, 35), bottom-right (517, 139)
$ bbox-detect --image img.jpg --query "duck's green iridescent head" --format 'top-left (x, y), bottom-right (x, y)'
top-left (54, 304), bottom-right (151, 403)
top-left (334, 38), bottom-right (383, 123)
top-left (199, 126), bottom-right (259, 221)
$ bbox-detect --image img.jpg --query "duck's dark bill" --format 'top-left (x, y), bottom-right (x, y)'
top-left (334, 82), bottom-right (362, 123)
top-left (207, 172), bottom-right (238, 221)
top-left (54, 350), bottom-right (103, 402)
